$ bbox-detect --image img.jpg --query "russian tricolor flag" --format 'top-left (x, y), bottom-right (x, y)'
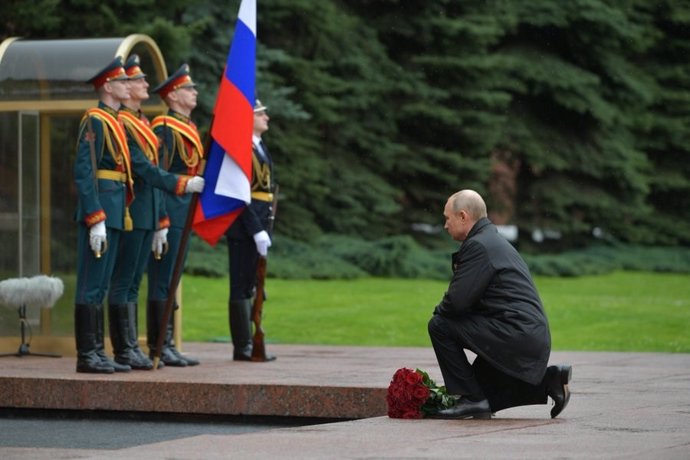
top-left (193, 0), bottom-right (256, 245)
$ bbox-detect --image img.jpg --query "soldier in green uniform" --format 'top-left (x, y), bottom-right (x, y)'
top-left (73, 56), bottom-right (134, 374)
top-left (147, 64), bottom-right (204, 367)
top-left (108, 55), bottom-right (204, 370)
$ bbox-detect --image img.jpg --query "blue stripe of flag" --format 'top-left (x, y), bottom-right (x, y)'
top-left (225, 19), bottom-right (256, 106)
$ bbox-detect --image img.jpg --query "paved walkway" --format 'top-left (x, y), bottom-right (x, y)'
top-left (1, 345), bottom-right (689, 459)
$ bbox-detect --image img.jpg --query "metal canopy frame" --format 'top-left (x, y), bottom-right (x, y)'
top-left (0, 34), bottom-right (168, 113)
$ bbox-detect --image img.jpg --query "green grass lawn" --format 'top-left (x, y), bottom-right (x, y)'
top-left (180, 271), bottom-right (690, 353)
top-left (11, 271), bottom-right (688, 353)
top-left (536, 272), bottom-right (690, 352)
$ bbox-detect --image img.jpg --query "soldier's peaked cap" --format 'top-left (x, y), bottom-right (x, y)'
top-left (125, 54), bottom-right (146, 79)
top-left (152, 64), bottom-right (196, 99)
top-left (254, 99), bottom-right (268, 113)
top-left (86, 56), bottom-right (128, 89)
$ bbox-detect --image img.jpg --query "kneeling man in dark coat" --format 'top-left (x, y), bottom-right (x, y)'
top-left (428, 189), bottom-right (571, 419)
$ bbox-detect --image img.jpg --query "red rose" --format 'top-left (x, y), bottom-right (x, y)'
top-left (390, 382), bottom-right (406, 400)
top-left (387, 405), bottom-right (403, 418)
top-left (402, 383), bottom-right (415, 401)
top-left (413, 385), bottom-right (430, 401)
top-left (405, 370), bottom-right (423, 386)
top-left (392, 368), bottom-right (410, 383)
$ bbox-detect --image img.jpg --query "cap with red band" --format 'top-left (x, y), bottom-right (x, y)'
top-left (124, 54), bottom-right (146, 80)
top-left (152, 64), bottom-right (196, 99)
top-left (87, 56), bottom-right (128, 89)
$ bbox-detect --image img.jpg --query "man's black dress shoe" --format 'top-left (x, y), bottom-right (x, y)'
top-left (234, 353), bottom-right (277, 362)
top-left (547, 364), bottom-right (572, 418)
top-left (428, 397), bottom-right (492, 420)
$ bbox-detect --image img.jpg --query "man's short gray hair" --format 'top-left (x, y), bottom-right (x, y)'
top-left (450, 190), bottom-right (487, 220)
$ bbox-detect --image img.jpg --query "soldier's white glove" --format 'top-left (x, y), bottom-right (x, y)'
top-left (89, 221), bottom-right (107, 255)
top-left (253, 230), bottom-right (271, 256)
top-left (185, 176), bottom-right (205, 193)
top-left (152, 228), bottom-right (169, 258)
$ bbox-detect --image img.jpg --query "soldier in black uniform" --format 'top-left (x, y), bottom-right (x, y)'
top-left (225, 100), bottom-right (277, 362)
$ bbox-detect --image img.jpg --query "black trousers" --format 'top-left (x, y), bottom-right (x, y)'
top-left (227, 237), bottom-right (259, 301)
top-left (428, 314), bottom-right (548, 413)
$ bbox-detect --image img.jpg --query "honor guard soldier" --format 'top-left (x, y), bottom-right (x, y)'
top-left (108, 55), bottom-right (204, 370)
top-left (147, 64), bottom-right (203, 366)
top-left (225, 100), bottom-right (277, 362)
top-left (73, 56), bottom-right (134, 374)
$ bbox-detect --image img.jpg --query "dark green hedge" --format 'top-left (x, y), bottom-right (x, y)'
top-left (185, 234), bottom-right (690, 280)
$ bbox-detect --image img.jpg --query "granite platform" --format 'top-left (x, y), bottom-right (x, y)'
top-left (1, 344), bottom-right (689, 459)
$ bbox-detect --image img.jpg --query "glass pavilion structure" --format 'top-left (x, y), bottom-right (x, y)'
top-left (0, 35), bottom-right (169, 354)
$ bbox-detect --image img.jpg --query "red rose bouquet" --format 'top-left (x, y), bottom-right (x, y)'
top-left (386, 367), bottom-right (456, 419)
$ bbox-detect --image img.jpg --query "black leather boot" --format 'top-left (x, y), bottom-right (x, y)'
top-left (167, 303), bottom-right (200, 366)
top-left (230, 299), bottom-right (253, 361)
top-left (127, 302), bottom-right (156, 369)
top-left (231, 298), bottom-right (276, 362)
top-left (95, 303), bottom-right (130, 373)
top-left (75, 304), bottom-right (114, 374)
top-left (148, 300), bottom-right (187, 367)
top-left (109, 303), bottom-right (154, 370)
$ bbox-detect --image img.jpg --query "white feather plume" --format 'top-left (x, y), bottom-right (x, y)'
top-left (0, 275), bottom-right (64, 309)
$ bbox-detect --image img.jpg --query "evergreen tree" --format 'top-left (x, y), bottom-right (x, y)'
top-left (2, 0), bottom-right (689, 249)
top-left (493, 0), bottom-right (658, 247)
top-left (256, 0), bottom-right (412, 240)
top-left (355, 0), bottom-right (669, 248)
top-left (634, 0), bottom-right (690, 245)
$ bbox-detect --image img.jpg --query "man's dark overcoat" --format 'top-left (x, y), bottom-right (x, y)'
top-left (434, 217), bottom-right (551, 385)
